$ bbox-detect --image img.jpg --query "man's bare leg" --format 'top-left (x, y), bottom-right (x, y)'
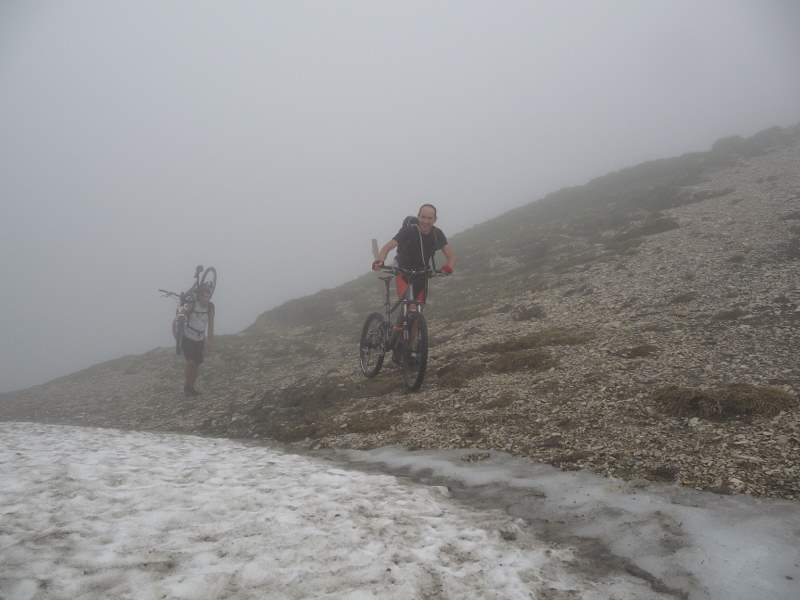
top-left (184, 360), bottom-right (199, 393)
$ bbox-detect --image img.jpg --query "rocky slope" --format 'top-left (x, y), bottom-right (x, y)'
top-left (3, 124), bottom-right (800, 500)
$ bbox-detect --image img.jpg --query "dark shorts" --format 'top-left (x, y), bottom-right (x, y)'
top-left (182, 336), bottom-right (205, 365)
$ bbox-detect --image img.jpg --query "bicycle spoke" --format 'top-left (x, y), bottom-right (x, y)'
top-left (359, 313), bottom-right (386, 378)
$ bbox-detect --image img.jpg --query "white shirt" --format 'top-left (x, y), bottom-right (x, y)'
top-left (184, 302), bottom-right (211, 342)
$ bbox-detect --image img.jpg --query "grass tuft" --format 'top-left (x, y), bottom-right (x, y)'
top-left (655, 384), bottom-right (796, 419)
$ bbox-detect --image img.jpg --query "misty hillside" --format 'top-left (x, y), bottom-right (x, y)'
top-left (2, 124), bottom-right (799, 500)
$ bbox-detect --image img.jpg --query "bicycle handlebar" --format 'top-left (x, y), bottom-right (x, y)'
top-left (377, 266), bottom-right (450, 277)
top-left (158, 289), bottom-right (182, 299)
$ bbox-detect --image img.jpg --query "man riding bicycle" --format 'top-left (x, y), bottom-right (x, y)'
top-left (372, 203), bottom-right (456, 301)
top-left (360, 204), bottom-right (454, 387)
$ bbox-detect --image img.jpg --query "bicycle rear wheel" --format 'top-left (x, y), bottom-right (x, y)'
top-left (201, 267), bottom-right (217, 298)
top-left (400, 312), bottom-right (428, 392)
top-left (359, 312), bottom-right (386, 377)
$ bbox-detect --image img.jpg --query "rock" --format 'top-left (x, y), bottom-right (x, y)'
top-left (511, 304), bottom-right (546, 321)
top-left (431, 486), bottom-right (451, 498)
top-left (499, 528), bottom-right (518, 541)
top-left (729, 477), bottom-right (746, 491)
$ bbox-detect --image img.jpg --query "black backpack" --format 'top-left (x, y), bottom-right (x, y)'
top-left (402, 215), bottom-right (419, 229)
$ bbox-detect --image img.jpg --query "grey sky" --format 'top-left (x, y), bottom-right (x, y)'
top-left (1, 1), bottom-right (799, 393)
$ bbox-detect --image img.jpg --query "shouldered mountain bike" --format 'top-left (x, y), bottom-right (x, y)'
top-left (159, 265), bottom-right (217, 355)
top-left (359, 265), bottom-right (447, 392)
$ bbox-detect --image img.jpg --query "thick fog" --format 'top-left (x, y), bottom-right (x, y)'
top-left (1, 1), bottom-right (799, 393)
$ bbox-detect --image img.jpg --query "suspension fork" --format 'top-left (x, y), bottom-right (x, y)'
top-left (383, 277), bottom-right (409, 349)
top-left (401, 281), bottom-right (417, 344)
top-left (403, 281), bottom-right (426, 346)
top-left (383, 277), bottom-right (395, 348)
top-left (383, 277), bottom-right (392, 322)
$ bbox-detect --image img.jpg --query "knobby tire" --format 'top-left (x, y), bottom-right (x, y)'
top-left (401, 312), bottom-right (428, 392)
top-left (359, 312), bottom-right (386, 377)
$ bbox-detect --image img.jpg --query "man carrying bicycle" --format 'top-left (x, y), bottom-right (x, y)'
top-left (371, 203), bottom-right (456, 295)
top-left (180, 282), bottom-right (215, 396)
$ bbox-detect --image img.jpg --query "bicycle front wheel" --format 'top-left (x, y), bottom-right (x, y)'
top-left (400, 312), bottom-right (428, 392)
top-left (201, 267), bottom-right (218, 298)
top-left (359, 312), bottom-right (386, 377)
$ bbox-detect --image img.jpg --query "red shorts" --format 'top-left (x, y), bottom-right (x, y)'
top-left (396, 274), bottom-right (426, 303)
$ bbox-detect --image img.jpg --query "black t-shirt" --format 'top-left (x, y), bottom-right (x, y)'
top-left (393, 225), bottom-right (447, 269)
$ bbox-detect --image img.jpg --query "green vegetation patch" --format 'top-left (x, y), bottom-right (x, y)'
top-left (435, 360), bottom-right (487, 388)
top-left (711, 307), bottom-right (746, 321)
top-left (437, 300), bottom-right (496, 324)
top-left (727, 253), bottom-right (747, 264)
top-left (246, 371), bottom-right (406, 442)
top-left (784, 236), bottom-right (800, 260)
top-left (340, 411), bottom-right (398, 434)
top-left (510, 304), bottom-right (546, 321)
top-left (478, 327), bottom-right (594, 353)
top-left (481, 391), bottom-right (519, 409)
top-left (669, 291), bottom-right (698, 304)
top-left (604, 236), bottom-right (644, 255)
top-left (615, 344), bottom-right (661, 359)
top-left (655, 383), bottom-right (797, 420)
top-left (611, 215), bottom-right (680, 243)
top-left (489, 349), bottom-right (556, 373)
top-left (689, 187), bottom-right (736, 203)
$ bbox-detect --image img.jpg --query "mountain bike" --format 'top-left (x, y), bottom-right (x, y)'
top-left (159, 265), bottom-right (217, 355)
top-left (359, 266), bottom-right (447, 392)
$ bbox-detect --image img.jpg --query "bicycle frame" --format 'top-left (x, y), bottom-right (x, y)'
top-left (375, 267), bottom-right (433, 347)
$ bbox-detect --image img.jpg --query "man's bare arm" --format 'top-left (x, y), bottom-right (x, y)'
top-left (441, 244), bottom-right (456, 269)
top-left (207, 304), bottom-right (215, 350)
top-left (377, 239), bottom-right (398, 263)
